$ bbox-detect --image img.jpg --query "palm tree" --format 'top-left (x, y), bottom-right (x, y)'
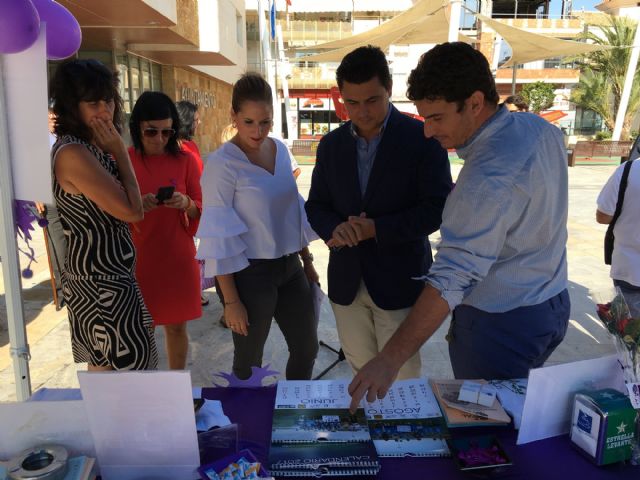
top-left (571, 16), bottom-right (640, 139)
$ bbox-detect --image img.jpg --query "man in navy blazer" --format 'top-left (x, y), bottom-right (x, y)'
top-left (305, 46), bottom-right (452, 380)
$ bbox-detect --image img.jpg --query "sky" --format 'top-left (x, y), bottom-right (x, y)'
top-left (549, 0), bottom-right (601, 16)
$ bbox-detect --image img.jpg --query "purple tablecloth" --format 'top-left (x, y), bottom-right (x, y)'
top-left (202, 386), bottom-right (637, 479)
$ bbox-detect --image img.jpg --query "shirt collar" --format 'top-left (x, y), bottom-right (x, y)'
top-left (456, 104), bottom-right (508, 158)
top-left (349, 103), bottom-right (393, 141)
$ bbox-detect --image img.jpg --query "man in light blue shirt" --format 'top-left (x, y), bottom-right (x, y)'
top-left (349, 42), bottom-right (570, 410)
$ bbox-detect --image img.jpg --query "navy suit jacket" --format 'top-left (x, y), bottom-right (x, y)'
top-left (305, 105), bottom-right (452, 310)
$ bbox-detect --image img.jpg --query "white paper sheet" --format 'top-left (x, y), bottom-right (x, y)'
top-left (0, 400), bottom-right (95, 459)
top-left (195, 399), bottom-right (231, 431)
top-left (517, 354), bottom-right (625, 445)
top-left (2, 26), bottom-right (52, 203)
top-left (78, 371), bottom-right (199, 480)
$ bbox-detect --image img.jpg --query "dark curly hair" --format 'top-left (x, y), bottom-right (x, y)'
top-left (504, 95), bottom-right (529, 112)
top-left (49, 59), bottom-right (124, 141)
top-left (231, 73), bottom-right (272, 113)
top-left (129, 91), bottom-right (182, 156)
top-left (407, 42), bottom-right (499, 110)
top-left (336, 45), bottom-right (392, 91)
top-left (176, 100), bottom-right (198, 140)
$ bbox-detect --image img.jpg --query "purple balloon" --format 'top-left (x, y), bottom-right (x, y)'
top-left (32, 0), bottom-right (82, 60)
top-left (0, 0), bottom-right (41, 54)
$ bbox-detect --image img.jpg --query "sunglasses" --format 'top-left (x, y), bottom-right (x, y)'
top-left (142, 127), bottom-right (175, 139)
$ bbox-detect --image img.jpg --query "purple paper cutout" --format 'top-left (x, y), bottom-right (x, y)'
top-left (14, 200), bottom-right (47, 278)
top-left (213, 365), bottom-right (279, 388)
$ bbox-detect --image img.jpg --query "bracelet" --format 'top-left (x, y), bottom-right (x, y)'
top-left (223, 300), bottom-right (240, 306)
top-left (300, 252), bottom-right (314, 263)
top-left (183, 195), bottom-right (193, 212)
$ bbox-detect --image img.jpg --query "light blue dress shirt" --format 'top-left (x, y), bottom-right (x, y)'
top-left (425, 106), bottom-right (568, 312)
top-left (350, 105), bottom-right (392, 196)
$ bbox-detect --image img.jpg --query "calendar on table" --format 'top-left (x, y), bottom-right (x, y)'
top-left (364, 379), bottom-right (450, 457)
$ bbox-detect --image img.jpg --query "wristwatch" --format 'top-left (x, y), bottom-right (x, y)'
top-left (301, 252), bottom-right (314, 263)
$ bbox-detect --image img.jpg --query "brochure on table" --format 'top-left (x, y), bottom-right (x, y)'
top-left (430, 379), bottom-right (511, 427)
top-left (364, 378), bottom-right (450, 457)
top-left (78, 371), bottom-right (200, 480)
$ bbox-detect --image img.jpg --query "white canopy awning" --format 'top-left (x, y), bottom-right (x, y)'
top-left (476, 13), bottom-right (612, 67)
top-left (295, 0), bottom-right (447, 52)
top-left (294, 1), bottom-right (472, 63)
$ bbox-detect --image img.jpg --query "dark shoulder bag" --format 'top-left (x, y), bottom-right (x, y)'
top-left (604, 159), bottom-right (634, 265)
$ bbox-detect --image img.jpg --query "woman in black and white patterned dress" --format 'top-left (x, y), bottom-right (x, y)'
top-left (50, 59), bottom-right (158, 370)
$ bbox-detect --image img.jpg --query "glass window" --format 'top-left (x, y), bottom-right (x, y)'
top-left (116, 54), bottom-right (131, 114)
top-left (76, 50), bottom-right (113, 66)
top-left (129, 56), bottom-right (141, 106)
top-left (151, 63), bottom-right (162, 90)
top-left (299, 111), bottom-right (313, 137)
top-left (312, 111), bottom-right (330, 136)
top-left (141, 59), bottom-right (151, 92)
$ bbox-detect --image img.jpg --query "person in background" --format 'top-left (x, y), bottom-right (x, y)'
top-left (349, 42), bottom-right (569, 410)
top-left (597, 160), bottom-right (640, 317)
top-left (176, 100), bottom-right (204, 174)
top-left (503, 94), bottom-right (529, 112)
top-left (37, 104), bottom-right (68, 310)
top-left (50, 59), bottom-right (157, 370)
top-left (305, 45), bottom-right (452, 381)
top-left (129, 91), bottom-right (202, 370)
top-left (196, 73), bottom-right (319, 380)
top-left (176, 100), bottom-right (210, 307)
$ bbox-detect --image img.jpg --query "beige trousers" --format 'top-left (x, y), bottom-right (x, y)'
top-left (330, 282), bottom-right (421, 380)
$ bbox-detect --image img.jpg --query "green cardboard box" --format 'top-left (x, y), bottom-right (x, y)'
top-left (570, 388), bottom-right (636, 465)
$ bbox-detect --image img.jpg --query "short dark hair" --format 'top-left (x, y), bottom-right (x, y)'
top-left (504, 95), bottom-right (529, 111)
top-left (176, 100), bottom-right (198, 140)
top-left (231, 73), bottom-right (272, 113)
top-left (129, 91), bottom-right (182, 156)
top-left (336, 45), bottom-right (392, 90)
top-left (407, 42), bottom-right (499, 109)
top-left (49, 59), bottom-right (124, 141)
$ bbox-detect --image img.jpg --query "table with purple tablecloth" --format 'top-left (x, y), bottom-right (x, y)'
top-left (202, 386), bottom-right (637, 479)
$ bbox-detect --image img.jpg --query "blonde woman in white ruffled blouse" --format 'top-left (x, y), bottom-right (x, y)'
top-left (196, 73), bottom-right (319, 380)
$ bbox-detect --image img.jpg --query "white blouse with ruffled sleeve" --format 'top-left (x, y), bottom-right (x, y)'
top-left (195, 137), bottom-right (317, 276)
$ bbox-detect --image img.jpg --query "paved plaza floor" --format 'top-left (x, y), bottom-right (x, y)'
top-left (0, 163), bottom-right (621, 401)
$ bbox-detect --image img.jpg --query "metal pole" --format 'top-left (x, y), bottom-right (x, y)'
top-left (0, 56), bottom-right (32, 401)
top-left (448, 0), bottom-right (462, 42)
top-left (257, 0), bottom-right (265, 73)
top-left (612, 22), bottom-right (640, 141)
top-left (276, 24), bottom-right (294, 141)
top-left (511, 1), bottom-right (519, 95)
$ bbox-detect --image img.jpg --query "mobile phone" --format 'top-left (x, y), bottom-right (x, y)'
top-left (156, 185), bottom-right (175, 204)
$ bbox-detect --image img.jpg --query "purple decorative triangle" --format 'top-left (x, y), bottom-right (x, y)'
top-left (212, 364), bottom-right (279, 388)
top-left (14, 200), bottom-right (47, 278)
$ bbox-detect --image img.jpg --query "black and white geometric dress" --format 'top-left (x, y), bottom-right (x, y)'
top-left (52, 135), bottom-right (158, 370)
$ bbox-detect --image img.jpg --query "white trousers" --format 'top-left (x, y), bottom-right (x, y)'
top-left (331, 282), bottom-right (421, 380)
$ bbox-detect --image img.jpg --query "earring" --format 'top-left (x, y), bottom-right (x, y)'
top-left (232, 122), bottom-right (237, 128)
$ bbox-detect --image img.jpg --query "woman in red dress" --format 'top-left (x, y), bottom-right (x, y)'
top-left (129, 91), bottom-right (202, 369)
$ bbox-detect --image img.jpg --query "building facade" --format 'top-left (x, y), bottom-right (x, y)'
top-left (57, 0), bottom-right (247, 154)
top-left (246, 0), bottom-right (608, 140)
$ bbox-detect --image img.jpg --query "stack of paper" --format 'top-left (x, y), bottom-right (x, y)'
top-left (430, 379), bottom-right (511, 428)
